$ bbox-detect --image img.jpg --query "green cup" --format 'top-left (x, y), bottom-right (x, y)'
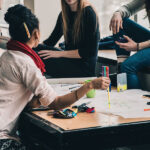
top-left (85, 80), bottom-right (96, 98)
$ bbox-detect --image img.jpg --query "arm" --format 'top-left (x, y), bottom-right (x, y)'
top-left (60, 7), bottom-right (100, 59)
top-left (110, 0), bottom-right (145, 34)
top-left (21, 64), bottom-right (57, 107)
top-left (38, 49), bottom-right (81, 59)
top-left (117, 0), bottom-right (145, 18)
top-left (39, 7), bottom-right (99, 59)
top-left (138, 40), bottom-right (150, 50)
top-left (48, 77), bottom-right (110, 110)
top-left (22, 62), bottom-right (110, 110)
top-left (62, 8), bottom-right (100, 59)
top-left (115, 35), bottom-right (150, 51)
top-left (39, 8), bottom-right (99, 59)
top-left (29, 77), bottom-right (110, 110)
top-left (78, 7), bottom-right (100, 59)
top-left (43, 12), bottom-right (63, 47)
top-left (59, 50), bottom-right (81, 58)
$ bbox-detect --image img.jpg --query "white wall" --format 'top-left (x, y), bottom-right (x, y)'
top-left (24, 0), bottom-right (61, 42)
top-left (24, 0), bottom-right (34, 13)
top-left (34, 0), bottom-right (61, 42)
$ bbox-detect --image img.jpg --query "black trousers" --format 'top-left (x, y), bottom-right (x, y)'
top-left (0, 139), bottom-right (26, 150)
top-left (34, 44), bottom-right (95, 78)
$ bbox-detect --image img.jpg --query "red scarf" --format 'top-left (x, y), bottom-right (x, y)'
top-left (7, 40), bottom-right (46, 74)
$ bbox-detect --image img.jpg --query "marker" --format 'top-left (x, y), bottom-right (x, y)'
top-left (69, 86), bottom-right (80, 90)
top-left (102, 66), bottom-right (111, 109)
top-left (144, 109), bottom-right (150, 111)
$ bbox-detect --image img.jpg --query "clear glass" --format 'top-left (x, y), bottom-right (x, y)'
top-left (117, 73), bottom-right (127, 92)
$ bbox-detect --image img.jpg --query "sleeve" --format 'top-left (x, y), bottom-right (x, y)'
top-left (20, 64), bottom-right (57, 106)
top-left (43, 12), bottom-right (63, 46)
top-left (116, 0), bottom-right (145, 18)
top-left (78, 7), bottom-right (100, 58)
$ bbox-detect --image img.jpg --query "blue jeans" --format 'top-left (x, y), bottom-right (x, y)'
top-left (114, 18), bottom-right (150, 89)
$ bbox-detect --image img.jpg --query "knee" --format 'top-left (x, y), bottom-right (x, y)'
top-left (122, 18), bottom-right (129, 22)
top-left (122, 18), bottom-right (130, 27)
top-left (120, 61), bottom-right (130, 73)
top-left (122, 18), bottom-right (135, 30)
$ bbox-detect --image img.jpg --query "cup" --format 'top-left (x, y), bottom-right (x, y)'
top-left (117, 73), bottom-right (127, 92)
top-left (85, 80), bottom-right (96, 98)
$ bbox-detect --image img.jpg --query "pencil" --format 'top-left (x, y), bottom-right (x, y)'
top-left (69, 86), bottom-right (80, 90)
top-left (108, 87), bottom-right (110, 109)
top-left (106, 66), bottom-right (110, 109)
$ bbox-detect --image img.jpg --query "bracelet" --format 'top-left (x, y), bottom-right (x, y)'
top-left (148, 40), bottom-right (150, 47)
top-left (137, 43), bottom-right (139, 51)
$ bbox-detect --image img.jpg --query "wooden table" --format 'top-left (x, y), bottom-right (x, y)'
top-left (20, 50), bottom-right (145, 150)
top-left (20, 108), bottom-right (150, 150)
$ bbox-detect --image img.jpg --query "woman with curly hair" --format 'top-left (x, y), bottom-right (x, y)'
top-left (109, 0), bottom-right (150, 89)
top-left (0, 4), bottom-right (109, 150)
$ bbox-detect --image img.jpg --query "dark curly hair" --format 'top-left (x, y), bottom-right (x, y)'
top-left (145, 0), bottom-right (150, 19)
top-left (5, 4), bottom-right (39, 43)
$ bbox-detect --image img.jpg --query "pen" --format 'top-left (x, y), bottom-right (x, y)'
top-left (102, 66), bottom-right (111, 109)
top-left (69, 86), bottom-right (80, 90)
top-left (108, 87), bottom-right (110, 109)
top-left (31, 106), bottom-right (50, 111)
top-left (144, 108), bottom-right (150, 111)
top-left (61, 84), bottom-right (74, 87)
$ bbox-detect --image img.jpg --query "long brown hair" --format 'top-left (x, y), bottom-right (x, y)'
top-left (61, 0), bottom-right (98, 45)
top-left (145, 0), bottom-right (150, 21)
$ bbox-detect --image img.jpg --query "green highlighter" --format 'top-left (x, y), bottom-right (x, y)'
top-left (85, 80), bottom-right (96, 98)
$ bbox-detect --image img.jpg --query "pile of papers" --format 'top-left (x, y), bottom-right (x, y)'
top-left (48, 78), bottom-right (150, 119)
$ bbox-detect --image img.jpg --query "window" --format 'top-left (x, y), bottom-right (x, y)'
top-left (0, 0), bottom-right (23, 36)
top-left (0, 0), bottom-right (24, 27)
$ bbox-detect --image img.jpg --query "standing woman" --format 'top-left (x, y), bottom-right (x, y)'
top-left (37, 0), bottom-right (100, 78)
top-left (109, 0), bottom-right (150, 89)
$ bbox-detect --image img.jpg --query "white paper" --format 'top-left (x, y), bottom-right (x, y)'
top-left (50, 83), bottom-right (150, 119)
top-left (47, 77), bottom-right (96, 84)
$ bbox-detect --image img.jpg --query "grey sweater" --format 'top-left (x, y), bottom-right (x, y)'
top-left (117, 0), bottom-right (145, 18)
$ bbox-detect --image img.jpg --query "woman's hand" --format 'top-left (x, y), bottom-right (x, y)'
top-left (91, 77), bottom-right (110, 90)
top-left (109, 12), bottom-right (123, 34)
top-left (38, 50), bottom-right (62, 59)
top-left (115, 35), bottom-right (137, 51)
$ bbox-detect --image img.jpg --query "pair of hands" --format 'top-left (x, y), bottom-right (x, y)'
top-left (91, 77), bottom-right (110, 90)
top-left (110, 12), bottom-right (137, 51)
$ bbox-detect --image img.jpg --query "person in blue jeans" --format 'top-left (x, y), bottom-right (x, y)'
top-left (109, 0), bottom-right (150, 89)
